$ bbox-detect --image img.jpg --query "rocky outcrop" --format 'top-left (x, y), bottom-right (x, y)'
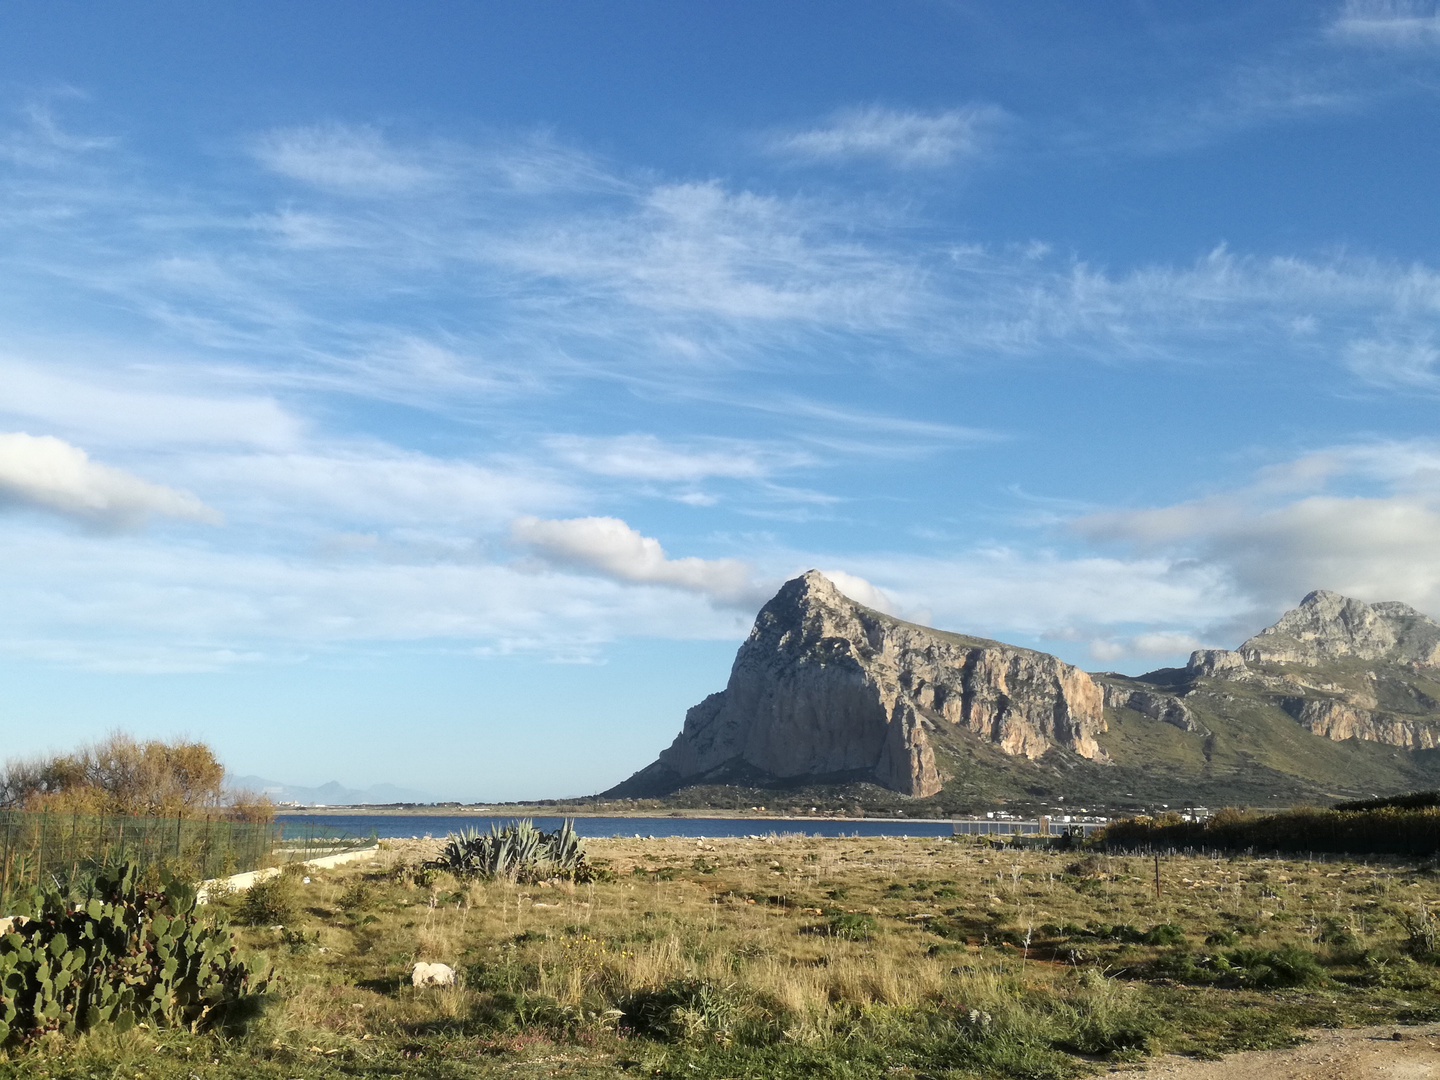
top-left (1240, 590), bottom-right (1440, 667)
top-left (1104, 684), bottom-right (1208, 735)
top-left (639, 571), bottom-right (1107, 797)
top-left (1280, 697), bottom-right (1440, 751)
top-left (1187, 649), bottom-right (1248, 677)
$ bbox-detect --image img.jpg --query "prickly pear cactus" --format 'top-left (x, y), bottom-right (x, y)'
top-left (0, 862), bottom-right (272, 1049)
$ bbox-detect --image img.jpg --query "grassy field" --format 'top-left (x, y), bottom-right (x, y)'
top-left (7, 834), bottom-right (1440, 1079)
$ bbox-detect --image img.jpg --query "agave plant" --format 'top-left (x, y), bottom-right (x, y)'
top-left (430, 819), bottom-right (594, 882)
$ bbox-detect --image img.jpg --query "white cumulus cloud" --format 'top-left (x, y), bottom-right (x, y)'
top-left (512, 515), bottom-right (760, 604)
top-left (1088, 631), bottom-right (1205, 664)
top-left (817, 568), bottom-right (897, 615)
top-left (0, 432), bottom-right (220, 528)
top-left (1074, 441), bottom-right (1440, 618)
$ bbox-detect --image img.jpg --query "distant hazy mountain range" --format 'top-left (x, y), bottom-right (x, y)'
top-left (226, 776), bottom-right (436, 806)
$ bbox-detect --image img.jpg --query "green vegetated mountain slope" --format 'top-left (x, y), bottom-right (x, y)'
top-left (605, 576), bottom-right (1440, 812)
top-left (1089, 591), bottom-right (1440, 808)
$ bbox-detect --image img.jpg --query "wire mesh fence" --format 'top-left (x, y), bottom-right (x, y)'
top-left (0, 810), bottom-right (372, 909)
top-left (272, 818), bottom-right (377, 866)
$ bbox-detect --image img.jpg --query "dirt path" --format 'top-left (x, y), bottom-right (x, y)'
top-left (1111, 1024), bottom-right (1440, 1079)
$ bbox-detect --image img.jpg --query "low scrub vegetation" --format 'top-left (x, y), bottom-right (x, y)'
top-left (5, 835), bottom-right (1440, 1078)
top-left (1101, 803), bottom-right (1440, 856)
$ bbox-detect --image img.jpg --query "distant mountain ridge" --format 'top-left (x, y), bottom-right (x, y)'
top-left (608, 575), bottom-right (1440, 809)
top-left (227, 776), bottom-right (435, 806)
top-left (1132, 589), bottom-right (1440, 753)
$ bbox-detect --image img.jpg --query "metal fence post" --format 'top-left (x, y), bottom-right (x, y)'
top-left (37, 812), bottom-right (48, 888)
top-left (0, 814), bottom-right (13, 908)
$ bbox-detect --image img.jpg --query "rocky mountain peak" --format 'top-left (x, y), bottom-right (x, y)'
top-left (755, 569), bottom-right (849, 631)
top-left (1239, 589), bottom-right (1440, 667)
top-left (610, 570), bottom-right (1107, 799)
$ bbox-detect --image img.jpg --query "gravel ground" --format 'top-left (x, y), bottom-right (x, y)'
top-left (1111, 1023), bottom-right (1440, 1079)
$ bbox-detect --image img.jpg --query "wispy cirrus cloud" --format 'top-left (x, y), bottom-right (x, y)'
top-left (0, 92), bottom-right (117, 168)
top-left (1329, 0), bottom-right (1440, 47)
top-left (0, 356), bottom-right (305, 449)
top-left (7, 107), bottom-right (1440, 415)
top-left (770, 105), bottom-right (1006, 168)
top-left (3, 101), bottom-right (1440, 678)
top-left (1345, 335), bottom-right (1440, 389)
top-left (0, 522), bottom-right (754, 672)
top-left (1083, 5), bottom-right (1440, 155)
top-left (542, 434), bottom-right (807, 482)
top-left (252, 124), bottom-right (438, 194)
top-left (492, 179), bottom-right (920, 327)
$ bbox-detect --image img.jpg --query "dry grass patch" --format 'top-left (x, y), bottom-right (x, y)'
top-left (5, 835), bottom-right (1440, 1079)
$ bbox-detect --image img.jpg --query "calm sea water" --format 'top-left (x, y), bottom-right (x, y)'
top-left (275, 814), bottom-right (962, 841)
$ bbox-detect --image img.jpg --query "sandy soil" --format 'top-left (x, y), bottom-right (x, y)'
top-left (1111, 1024), bottom-right (1440, 1078)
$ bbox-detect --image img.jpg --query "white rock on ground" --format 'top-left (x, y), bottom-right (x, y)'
top-left (411, 962), bottom-right (456, 987)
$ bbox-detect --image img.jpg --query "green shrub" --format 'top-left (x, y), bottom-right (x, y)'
top-left (1317, 918), bottom-right (1356, 947)
top-left (1144, 949), bottom-right (1225, 984)
top-left (337, 881), bottom-right (373, 912)
top-left (1230, 946), bottom-right (1326, 988)
top-left (1143, 923), bottom-right (1186, 946)
top-left (0, 862), bottom-right (270, 1049)
top-left (1403, 906), bottom-right (1440, 960)
top-left (278, 927), bottom-right (319, 954)
top-left (825, 912), bottom-right (877, 941)
top-left (1144, 943), bottom-right (1324, 989)
top-left (239, 874), bottom-right (295, 926)
top-left (1056, 1013), bottom-right (1159, 1057)
top-left (620, 978), bottom-right (743, 1043)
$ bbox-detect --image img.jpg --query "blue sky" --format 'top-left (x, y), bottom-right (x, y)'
top-left (3, 1), bottom-right (1440, 800)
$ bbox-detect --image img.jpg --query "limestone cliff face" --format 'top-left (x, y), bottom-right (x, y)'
top-left (1281, 697), bottom-right (1440, 751)
top-left (1103, 684), bottom-right (1208, 735)
top-left (652, 571), bottom-right (1106, 797)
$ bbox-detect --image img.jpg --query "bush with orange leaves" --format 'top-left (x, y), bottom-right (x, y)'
top-left (0, 732), bottom-right (272, 822)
